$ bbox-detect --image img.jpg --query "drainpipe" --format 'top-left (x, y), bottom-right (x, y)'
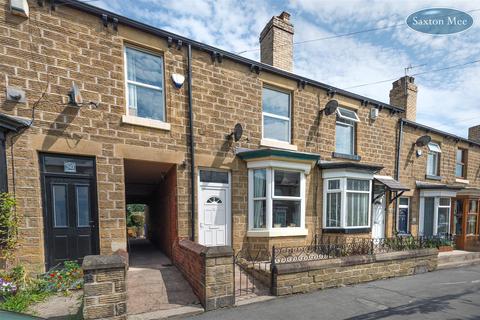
top-left (394, 118), bottom-right (404, 234)
top-left (0, 131), bottom-right (7, 193)
top-left (187, 44), bottom-right (196, 242)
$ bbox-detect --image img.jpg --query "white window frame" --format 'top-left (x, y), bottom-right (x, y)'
top-left (335, 108), bottom-right (358, 155)
top-left (262, 86), bottom-right (292, 144)
top-left (336, 107), bottom-right (360, 122)
top-left (397, 197), bottom-right (410, 233)
top-left (426, 142), bottom-right (441, 176)
top-left (247, 160), bottom-right (308, 237)
top-left (123, 45), bottom-right (166, 123)
top-left (322, 170), bottom-right (372, 230)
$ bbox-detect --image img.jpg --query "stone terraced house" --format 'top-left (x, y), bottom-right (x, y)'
top-left (0, 0), bottom-right (479, 277)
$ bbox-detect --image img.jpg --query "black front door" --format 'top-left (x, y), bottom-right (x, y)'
top-left (41, 154), bottom-right (98, 269)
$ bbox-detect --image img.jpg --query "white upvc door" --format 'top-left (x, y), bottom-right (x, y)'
top-left (372, 193), bottom-right (386, 239)
top-left (198, 171), bottom-right (231, 247)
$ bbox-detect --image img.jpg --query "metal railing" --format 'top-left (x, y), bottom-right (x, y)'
top-left (272, 234), bottom-right (454, 265)
top-left (234, 246), bottom-right (271, 299)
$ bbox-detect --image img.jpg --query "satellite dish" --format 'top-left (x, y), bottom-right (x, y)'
top-left (323, 99), bottom-right (339, 116)
top-left (68, 82), bottom-right (83, 106)
top-left (233, 123), bottom-right (243, 142)
top-left (415, 135), bottom-right (431, 147)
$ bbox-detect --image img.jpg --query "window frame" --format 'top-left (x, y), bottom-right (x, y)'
top-left (436, 197), bottom-right (451, 236)
top-left (466, 199), bottom-right (479, 235)
top-left (123, 45), bottom-right (167, 123)
top-left (335, 108), bottom-right (358, 156)
top-left (323, 177), bottom-right (372, 230)
top-left (455, 148), bottom-right (466, 178)
top-left (426, 142), bottom-right (441, 176)
top-left (261, 85), bottom-right (292, 144)
top-left (248, 166), bottom-right (306, 234)
top-left (397, 197), bottom-right (410, 234)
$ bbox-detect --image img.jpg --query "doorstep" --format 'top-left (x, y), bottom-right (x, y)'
top-left (127, 305), bottom-right (204, 320)
top-left (437, 250), bottom-right (480, 270)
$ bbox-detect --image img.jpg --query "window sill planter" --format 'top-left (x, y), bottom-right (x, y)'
top-left (425, 174), bottom-right (442, 181)
top-left (322, 228), bottom-right (371, 234)
top-left (332, 152), bottom-right (361, 161)
top-left (247, 228), bottom-right (308, 238)
top-left (260, 139), bottom-right (297, 151)
top-left (122, 115), bottom-right (171, 131)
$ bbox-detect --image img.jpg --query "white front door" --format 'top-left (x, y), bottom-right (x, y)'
top-left (372, 193), bottom-right (386, 239)
top-left (198, 170), bottom-right (230, 247)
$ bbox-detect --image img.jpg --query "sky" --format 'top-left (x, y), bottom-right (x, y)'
top-left (91, 0), bottom-right (480, 137)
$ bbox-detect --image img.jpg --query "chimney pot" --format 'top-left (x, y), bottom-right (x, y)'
top-left (259, 11), bottom-right (294, 72)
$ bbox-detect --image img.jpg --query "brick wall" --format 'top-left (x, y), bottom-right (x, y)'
top-left (172, 239), bottom-right (234, 311)
top-left (272, 248), bottom-right (438, 296)
top-left (398, 124), bottom-right (480, 235)
top-left (0, 0), bottom-right (416, 271)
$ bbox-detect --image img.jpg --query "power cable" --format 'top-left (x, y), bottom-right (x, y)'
top-left (236, 8), bottom-right (480, 55)
top-left (343, 58), bottom-right (480, 89)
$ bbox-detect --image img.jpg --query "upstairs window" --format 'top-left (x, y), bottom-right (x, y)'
top-left (455, 149), bottom-right (466, 178)
top-left (426, 142), bottom-right (441, 176)
top-left (125, 46), bottom-right (165, 122)
top-left (335, 107), bottom-right (359, 155)
top-left (262, 87), bottom-right (291, 143)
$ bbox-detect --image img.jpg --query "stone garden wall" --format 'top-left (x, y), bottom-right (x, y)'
top-left (272, 248), bottom-right (438, 296)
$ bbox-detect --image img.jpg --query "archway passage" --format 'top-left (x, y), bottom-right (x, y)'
top-left (123, 159), bottom-right (200, 316)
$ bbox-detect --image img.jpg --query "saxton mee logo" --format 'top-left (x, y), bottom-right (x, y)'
top-left (406, 8), bottom-right (473, 35)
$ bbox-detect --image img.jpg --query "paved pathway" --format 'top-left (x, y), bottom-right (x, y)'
top-left (126, 239), bottom-right (200, 317)
top-left (188, 265), bottom-right (480, 320)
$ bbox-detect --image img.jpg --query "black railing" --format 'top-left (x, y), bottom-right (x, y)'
top-left (234, 246), bottom-right (271, 299)
top-left (272, 234), bottom-right (454, 265)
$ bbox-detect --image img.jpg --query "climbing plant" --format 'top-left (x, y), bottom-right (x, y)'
top-left (0, 193), bottom-right (18, 262)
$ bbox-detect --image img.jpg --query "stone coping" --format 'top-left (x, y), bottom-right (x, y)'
top-left (82, 254), bottom-right (126, 271)
top-left (178, 239), bottom-right (233, 258)
top-left (275, 248), bottom-right (438, 275)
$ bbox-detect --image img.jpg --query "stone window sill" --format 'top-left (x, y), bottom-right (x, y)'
top-left (322, 227), bottom-right (371, 234)
top-left (332, 152), bottom-right (361, 161)
top-left (122, 115), bottom-right (171, 131)
top-left (455, 178), bottom-right (469, 184)
top-left (260, 139), bottom-right (298, 151)
top-left (425, 174), bottom-right (442, 181)
top-left (247, 228), bottom-right (308, 238)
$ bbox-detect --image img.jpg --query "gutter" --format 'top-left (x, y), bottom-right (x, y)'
top-left (187, 44), bottom-right (195, 241)
top-left (56, 0), bottom-right (404, 114)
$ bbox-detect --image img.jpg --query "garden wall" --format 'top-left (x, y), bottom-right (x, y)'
top-left (272, 248), bottom-right (438, 296)
top-left (172, 239), bottom-right (234, 311)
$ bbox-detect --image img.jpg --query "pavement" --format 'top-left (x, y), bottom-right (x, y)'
top-left (126, 239), bottom-right (202, 319)
top-left (186, 265), bottom-right (480, 320)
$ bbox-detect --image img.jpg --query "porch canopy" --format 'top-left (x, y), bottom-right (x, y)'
top-left (416, 181), bottom-right (465, 192)
top-left (0, 113), bottom-right (29, 192)
top-left (374, 175), bottom-right (410, 192)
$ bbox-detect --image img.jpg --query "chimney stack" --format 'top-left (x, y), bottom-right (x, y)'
top-left (468, 125), bottom-right (480, 143)
top-left (259, 11), bottom-right (294, 72)
top-left (389, 76), bottom-right (417, 121)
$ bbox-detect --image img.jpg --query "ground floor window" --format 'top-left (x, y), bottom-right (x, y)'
top-left (397, 197), bottom-right (409, 234)
top-left (249, 168), bottom-right (305, 231)
top-left (422, 196), bottom-right (451, 237)
top-left (324, 177), bottom-right (372, 229)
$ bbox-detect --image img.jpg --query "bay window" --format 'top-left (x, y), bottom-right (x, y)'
top-left (249, 167), bottom-right (306, 235)
top-left (324, 177), bottom-right (372, 229)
